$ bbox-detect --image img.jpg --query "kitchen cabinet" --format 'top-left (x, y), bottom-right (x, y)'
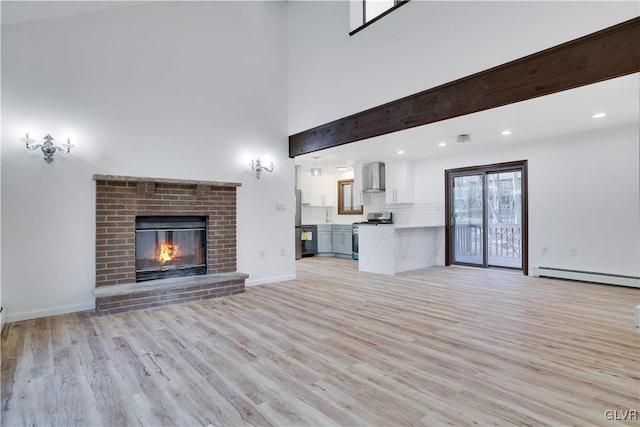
top-left (305, 224), bottom-right (353, 257)
top-left (297, 168), bottom-right (335, 206)
top-left (331, 225), bottom-right (353, 255)
top-left (296, 168), bottom-right (311, 204)
top-left (317, 225), bottom-right (333, 253)
top-left (352, 165), bottom-right (370, 206)
top-left (308, 174), bottom-right (336, 206)
top-left (385, 160), bottom-right (414, 204)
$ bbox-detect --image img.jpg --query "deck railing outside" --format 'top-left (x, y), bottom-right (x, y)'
top-left (455, 223), bottom-right (521, 259)
top-left (454, 224), bottom-right (482, 257)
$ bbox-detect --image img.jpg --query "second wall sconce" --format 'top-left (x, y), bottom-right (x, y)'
top-left (22, 133), bottom-right (74, 164)
top-left (250, 158), bottom-right (274, 179)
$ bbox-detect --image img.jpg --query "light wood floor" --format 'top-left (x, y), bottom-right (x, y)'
top-left (2, 258), bottom-right (639, 426)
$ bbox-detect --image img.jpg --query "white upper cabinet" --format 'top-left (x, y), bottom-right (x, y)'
top-left (298, 168), bottom-right (336, 206)
top-left (352, 164), bottom-right (371, 206)
top-left (309, 174), bottom-right (336, 206)
top-left (353, 165), bottom-right (363, 205)
top-left (385, 160), bottom-right (415, 204)
top-left (296, 167), bottom-right (311, 204)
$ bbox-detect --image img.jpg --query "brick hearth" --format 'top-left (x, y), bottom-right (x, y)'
top-left (93, 174), bottom-right (246, 314)
top-left (94, 273), bottom-right (248, 315)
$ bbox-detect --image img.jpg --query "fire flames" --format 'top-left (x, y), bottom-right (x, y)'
top-left (158, 243), bottom-right (180, 264)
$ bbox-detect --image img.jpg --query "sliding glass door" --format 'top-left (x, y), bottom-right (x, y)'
top-left (486, 171), bottom-right (522, 269)
top-left (452, 174), bottom-right (484, 265)
top-left (446, 161), bottom-right (528, 273)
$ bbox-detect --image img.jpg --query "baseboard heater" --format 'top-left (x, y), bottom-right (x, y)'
top-left (533, 267), bottom-right (640, 288)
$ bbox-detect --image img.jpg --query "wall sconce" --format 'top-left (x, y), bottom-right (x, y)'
top-left (22, 133), bottom-right (74, 164)
top-left (250, 158), bottom-right (274, 179)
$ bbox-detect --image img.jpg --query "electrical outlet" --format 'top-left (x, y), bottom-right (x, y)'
top-left (259, 249), bottom-right (265, 259)
top-left (276, 203), bottom-right (286, 211)
top-left (542, 246), bottom-right (548, 255)
top-left (281, 248), bottom-right (286, 256)
top-left (570, 247), bottom-right (577, 256)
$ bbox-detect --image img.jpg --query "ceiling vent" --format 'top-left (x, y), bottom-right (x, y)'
top-left (456, 134), bottom-right (471, 143)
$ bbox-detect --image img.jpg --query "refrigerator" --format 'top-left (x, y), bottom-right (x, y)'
top-left (295, 189), bottom-right (302, 259)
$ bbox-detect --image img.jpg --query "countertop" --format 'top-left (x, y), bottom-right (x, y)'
top-left (393, 224), bottom-right (445, 229)
top-left (302, 223), bottom-right (353, 226)
top-left (357, 224), bottom-right (445, 229)
top-left (304, 223), bottom-right (445, 228)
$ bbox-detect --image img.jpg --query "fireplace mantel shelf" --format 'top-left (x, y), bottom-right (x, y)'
top-left (95, 272), bottom-right (249, 299)
top-left (93, 174), bottom-right (241, 187)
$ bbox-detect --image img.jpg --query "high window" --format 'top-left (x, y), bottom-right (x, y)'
top-left (350, 0), bottom-right (410, 36)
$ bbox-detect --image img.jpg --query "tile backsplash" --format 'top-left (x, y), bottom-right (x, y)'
top-left (301, 192), bottom-right (444, 226)
top-left (365, 192), bottom-right (445, 226)
top-left (301, 206), bottom-right (365, 225)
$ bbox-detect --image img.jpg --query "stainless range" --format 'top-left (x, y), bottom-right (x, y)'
top-left (352, 212), bottom-right (393, 260)
top-left (363, 212), bottom-right (393, 224)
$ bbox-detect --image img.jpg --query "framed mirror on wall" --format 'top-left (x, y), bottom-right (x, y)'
top-left (337, 179), bottom-right (363, 215)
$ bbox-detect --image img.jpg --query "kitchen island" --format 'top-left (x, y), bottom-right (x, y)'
top-left (358, 224), bottom-right (444, 276)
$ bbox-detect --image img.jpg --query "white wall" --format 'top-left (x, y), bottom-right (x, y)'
top-left (288, 1), bottom-right (638, 134)
top-left (413, 123), bottom-right (640, 277)
top-left (0, 81), bottom-right (2, 330)
top-left (1, 1), bottom-right (293, 322)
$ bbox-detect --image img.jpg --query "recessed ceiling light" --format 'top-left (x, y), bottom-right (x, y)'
top-left (397, 150), bottom-right (405, 155)
top-left (438, 142), bottom-right (447, 147)
top-left (501, 130), bottom-right (512, 136)
top-left (592, 113), bottom-right (607, 119)
top-left (336, 166), bottom-right (350, 171)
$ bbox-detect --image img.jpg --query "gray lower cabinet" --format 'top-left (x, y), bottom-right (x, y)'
top-left (314, 224), bottom-right (352, 256)
top-left (332, 225), bottom-right (353, 256)
top-left (317, 225), bottom-right (333, 253)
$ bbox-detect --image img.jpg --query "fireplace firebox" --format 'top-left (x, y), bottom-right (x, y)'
top-left (135, 216), bottom-right (207, 282)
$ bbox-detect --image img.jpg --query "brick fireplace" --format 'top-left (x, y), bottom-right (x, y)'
top-left (93, 174), bottom-right (247, 314)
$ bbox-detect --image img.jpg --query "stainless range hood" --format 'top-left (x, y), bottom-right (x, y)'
top-left (363, 162), bottom-right (385, 192)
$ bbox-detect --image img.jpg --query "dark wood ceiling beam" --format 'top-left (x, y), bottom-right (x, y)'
top-left (289, 17), bottom-right (640, 158)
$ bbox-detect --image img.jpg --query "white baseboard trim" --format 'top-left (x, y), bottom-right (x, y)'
top-left (245, 274), bottom-right (296, 287)
top-left (3, 275), bottom-right (299, 322)
top-left (5, 302), bottom-right (96, 323)
top-left (533, 267), bottom-right (640, 288)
